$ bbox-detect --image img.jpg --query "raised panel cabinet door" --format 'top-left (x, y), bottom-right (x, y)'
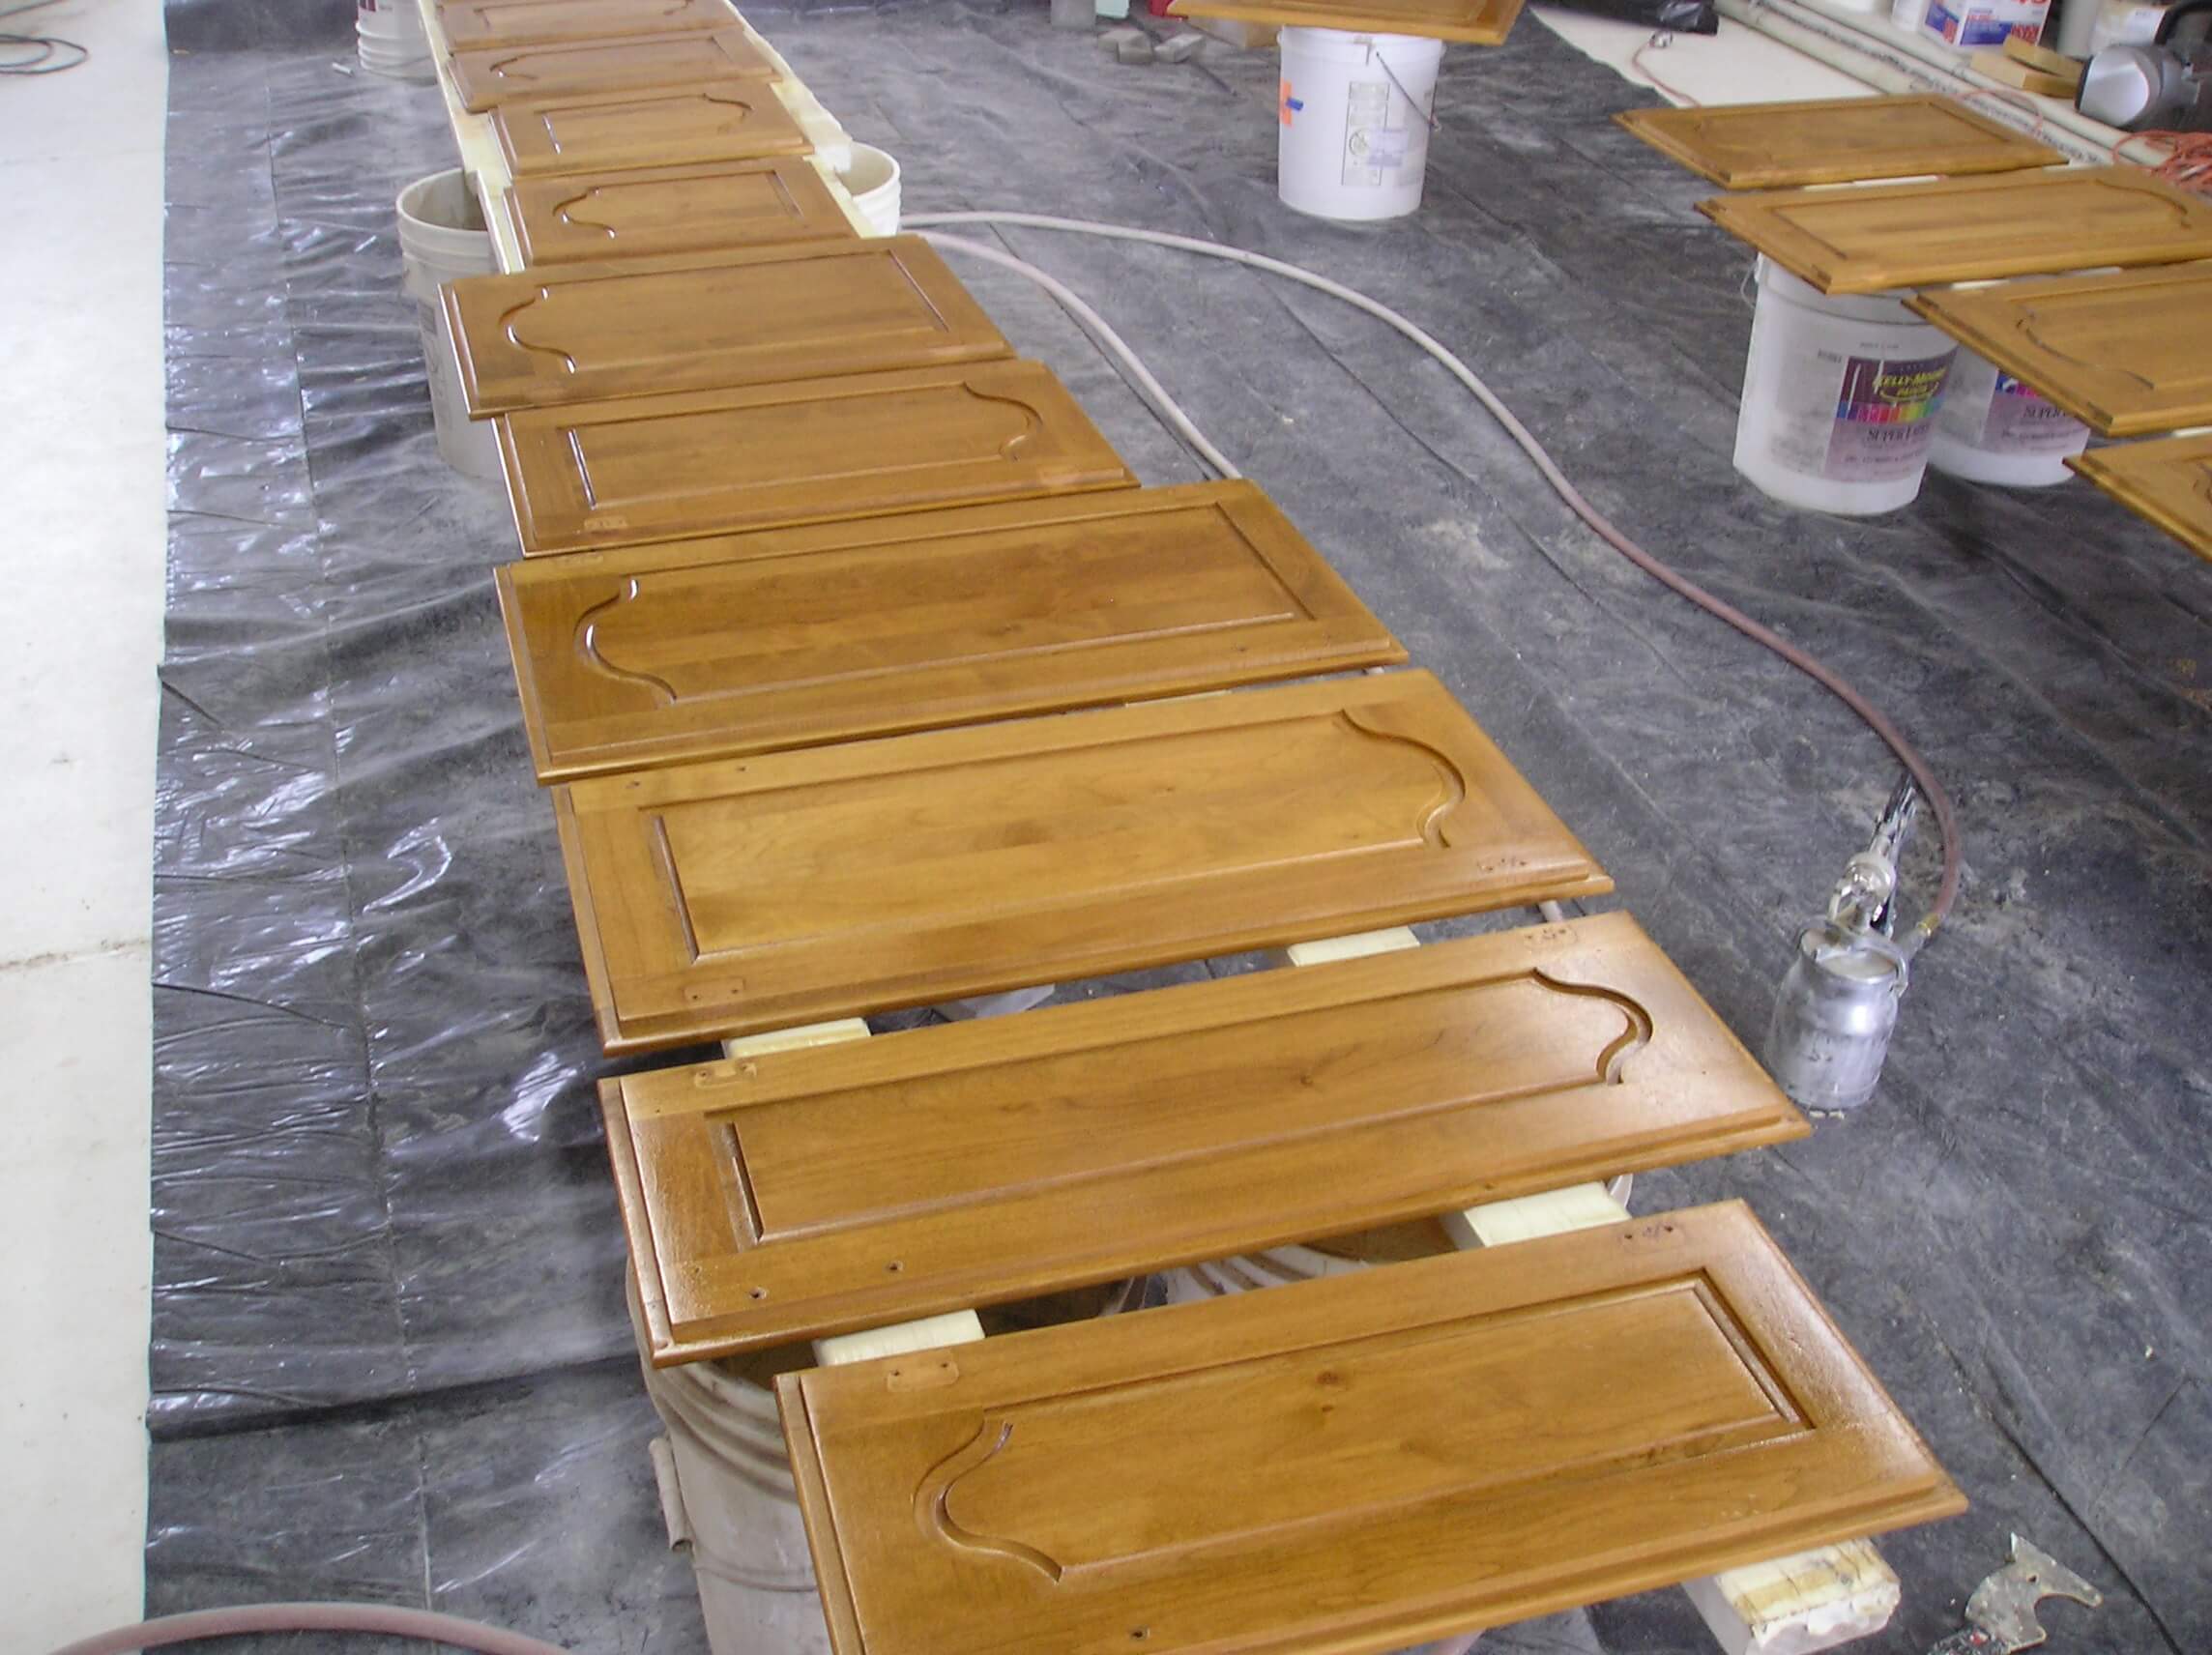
top-left (448, 28), bottom-right (779, 113)
top-left (1699, 168), bottom-right (2212, 294)
top-left (605, 911), bottom-right (1808, 1362)
top-left (777, 1200), bottom-right (1966, 1655)
top-left (1166, 0), bottom-right (1524, 45)
top-left (493, 82), bottom-right (814, 178)
top-left (507, 157), bottom-right (857, 266)
top-left (496, 360), bottom-right (1138, 555)
top-left (1908, 263), bottom-right (2212, 437)
top-left (1615, 95), bottom-right (2063, 189)
top-left (2068, 433), bottom-right (2212, 565)
top-left (436, 0), bottom-right (733, 50)
top-left (497, 481), bottom-right (1407, 781)
top-left (551, 670), bottom-right (1612, 1052)
top-left (447, 238), bottom-right (1007, 414)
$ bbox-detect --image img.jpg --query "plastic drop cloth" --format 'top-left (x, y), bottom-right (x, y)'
top-left (153, 2), bottom-right (2210, 1651)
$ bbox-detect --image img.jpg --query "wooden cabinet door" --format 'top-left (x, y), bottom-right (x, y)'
top-left (1909, 263), bottom-right (2212, 437)
top-left (493, 81), bottom-right (813, 178)
top-left (1616, 95), bottom-right (2062, 189)
top-left (498, 481), bottom-right (1406, 781)
top-left (1166, 0), bottom-right (1524, 45)
top-left (2069, 433), bottom-right (2212, 565)
top-left (777, 1200), bottom-right (1965, 1655)
top-left (448, 238), bottom-right (1007, 414)
top-left (551, 670), bottom-right (1611, 1052)
top-left (449, 28), bottom-right (778, 113)
top-left (607, 912), bottom-right (1805, 1362)
top-left (507, 157), bottom-right (856, 266)
top-left (497, 360), bottom-right (1137, 555)
top-left (437, 0), bottom-right (732, 50)
top-left (1700, 168), bottom-right (2212, 294)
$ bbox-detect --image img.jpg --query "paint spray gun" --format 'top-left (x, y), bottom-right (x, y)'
top-left (1764, 776), bottom-right (1920, 1113)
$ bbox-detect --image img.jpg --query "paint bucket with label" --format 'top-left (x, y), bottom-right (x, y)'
top-left (395, 170), bottom-right (504, 483)
top-left (357, 0), bottom-right (434, 82)
top-left (1276, 27), bottom-right (1444, 221)
top-left (837, 144), bottom-right (902, 236)
top-left (1926, 347), bottom-right (2088, 486)
top-left (1733, 256), bottom-right (1958, 515)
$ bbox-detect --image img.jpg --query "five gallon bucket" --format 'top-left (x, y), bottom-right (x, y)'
top-left (1277, 27), bottom-right (1443, 221)
top-left (1927, 347), bottom-right (2087, 487)
top-left (1733, 256), bottom-right (1958, 515)
top-left (395, 170), bottom-right (504, 483)
top-left (837, 144), bottom-right (902, 236)
top-left (357, 0), bottom-right (434, 82)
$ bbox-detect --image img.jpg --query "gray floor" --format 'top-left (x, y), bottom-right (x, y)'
top-left (152, 2), bottom-right (2209, 1650)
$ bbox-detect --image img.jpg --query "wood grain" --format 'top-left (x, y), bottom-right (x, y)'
top-left (2068, 433), bottom-right (2212, 565)
top-left (496, 360), bottom-right (1138, 555)
top-left (507, 156), bottom-right (856, 266)
top-left (497, 480), bottom-right (1406, 781)
top-left (436, 0), bottom-right (733, 50)
top-left (551, 670), bottom-right (1612, 1052)
top-left (492, 81), bottom-right (814, 178)
top-left (447, 238), bottom-right (1007, 414)
top-left (776, 1200), bottom-right (1965, 1655)
top-left (1166, 0), bottom-right (1524, 45)
top-left (604, 912), bottom-right (1806, 1361)
top-left (449, 28), bottom-right (779, 113)
top-left (1615, 95), bottom-right (2062, 189)
top-left (1907, 263), bottom-right (2212, 437)
top-left (1700, 168), bottom-right (2212, 294)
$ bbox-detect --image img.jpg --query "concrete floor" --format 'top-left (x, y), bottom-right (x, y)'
top-left (0, 3), bottom-right (1863, 1646)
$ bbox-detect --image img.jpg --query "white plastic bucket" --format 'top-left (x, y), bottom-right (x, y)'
top-left (394, 171), bottom-right (504, 483)
top-left (1276, 27), bottom-right (1443, 221)
top-left (1733, 256), bottom-right (1958, 515)
top-left (837, 144), bottom-right (902, 236)
top-left (357, 0), bottom-right (435, 82)
top-left (1927, 348), bottom-right (2088, 486)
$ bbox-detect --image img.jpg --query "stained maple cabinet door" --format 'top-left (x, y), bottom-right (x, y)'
top-left (496, 481), bottom-right (1406, 780)
top-left (551, 670), bottom-right (1612, 1052)
top-left (2069, 432), bottom-right (2212, 564)
top-left (436, 0), bottom-right (735, 51)
top-left (447, 238), bottom-right (1008, 414)
top-left (777, 1201), bottom-right (1965, 1655)
top-left (1701, 168), bottom-right (2212, 294)
top-left (1908, 263), bottom-right (2212, 437)
top-left (493, 82), bottom-right (815, 178)
top-left (507, 157), bottom-right (857, 266)
top-left (604, 912), bottom-right (1807, 1362)
top-left (1616, 95), bottom-right (2062, 189)
top-left (448, 28), bottom-right (780, 113)
top-left (496, 360), bottom-right (1138, 554)
top-left (1167, 0), bottom-right (1524, 45)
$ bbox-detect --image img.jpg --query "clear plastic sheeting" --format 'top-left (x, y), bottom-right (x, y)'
top-left (153, 3), bottom-right (2208, 1651)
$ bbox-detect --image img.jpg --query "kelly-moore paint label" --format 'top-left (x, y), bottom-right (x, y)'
top-left (1767, 345), bottom-right (1956, 482)
top-left (1940, 369), bottom-right (2085, 454)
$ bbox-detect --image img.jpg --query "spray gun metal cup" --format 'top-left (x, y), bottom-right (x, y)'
top-left (1764, 918), bottom-right (1909, 1113)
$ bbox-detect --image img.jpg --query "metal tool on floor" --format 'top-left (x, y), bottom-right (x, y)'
top-left (1925, 1536), bottom-right (2102, 1654)
top-left (1764, 776), bottom-right (1918, 1112)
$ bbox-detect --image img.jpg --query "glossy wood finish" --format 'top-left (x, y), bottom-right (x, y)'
top-left (1907, 263), bottom-right (2212, 438)
top-left (552, 671), bottom-right (1611, 1052)
top-left (777, 1200), bottom-right (1965, 1655)
top-left (1167, 0), bottom-right (1523, 44)
top-left (606, 912), bottom-right (1806, 1362)
top-left (493, 81), bottom-right (814, 178)
top-left (2068, 433), bottom-right (2212, 565)
top-left (507, 156), bottom-right (855, 266)
top-left (497, 360), bottom-right (1137, 555)
top-left (498, 481), bottom-right (1407, 781)
top-left (449, 28), bottom-right (779, 114)
top-left (447, 238), bottom-right (1006, 414)
top-left (1615, 95), bottom-right (2062, 189)
top-left (1701, 168), bottom-right (2212, 294)
top-left (437, 0), bottom-right (733, 50)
